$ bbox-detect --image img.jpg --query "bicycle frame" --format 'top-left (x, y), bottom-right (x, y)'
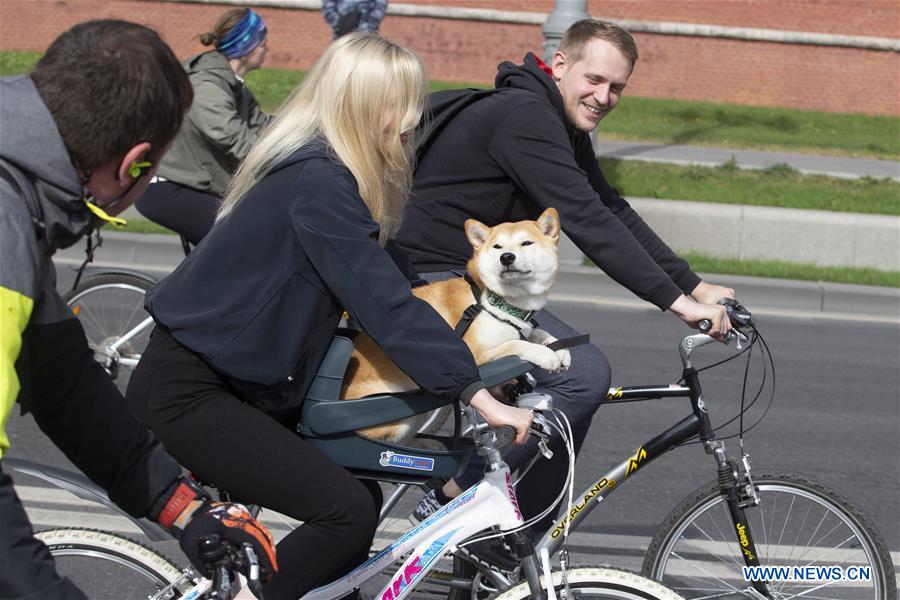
top-left (304, 467), bottom-right (524, 600)
top-left (106, 315), bottom-right (154, 366)
top-left (533, 332), bottom-right (771, 597)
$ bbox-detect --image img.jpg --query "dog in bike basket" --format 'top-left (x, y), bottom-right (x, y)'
top-left (341, 208), bottom-right (570, 443)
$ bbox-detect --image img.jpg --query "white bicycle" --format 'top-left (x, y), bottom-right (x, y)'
top-left (15, 347), bottom-right (683, 600)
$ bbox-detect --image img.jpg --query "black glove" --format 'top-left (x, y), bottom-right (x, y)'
top-left (151, 478), bottom-right (278, 581)
top-left (179, 502), bottom-right (278, 581)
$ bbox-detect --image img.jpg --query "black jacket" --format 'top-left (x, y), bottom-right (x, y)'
top-left (146, 142), bottom-right (482, 410)
top-left (394, 53), bottom-right (701, 310)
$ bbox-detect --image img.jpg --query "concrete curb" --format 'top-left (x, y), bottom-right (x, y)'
top-left (555, 198), bottom-right (900, 273)
top-left (596, 140), bottom-right (900, 181)
top-left (54, 231), bottom-right (899, 323)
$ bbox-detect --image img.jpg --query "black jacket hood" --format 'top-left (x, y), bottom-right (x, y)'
top-left (495, 52), bottom-right (576, 138)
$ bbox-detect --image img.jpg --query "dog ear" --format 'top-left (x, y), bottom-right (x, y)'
top-left (536, 208), bottom-right (560, 244)
top-left (465, 219), bottom-right (491, 249)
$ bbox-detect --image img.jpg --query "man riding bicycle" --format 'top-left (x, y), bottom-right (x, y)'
top-left (0, 20), bottom-right (276, 598)
top-left (395, 19), bottom-right (736, 543)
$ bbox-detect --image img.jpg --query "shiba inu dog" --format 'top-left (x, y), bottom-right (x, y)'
top-left (341, 208), bottom-right (570, 443)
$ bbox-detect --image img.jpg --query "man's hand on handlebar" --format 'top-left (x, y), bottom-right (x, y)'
top-left (669, 295), bottom-right (732, 340)
top-left (469, 388), bottom-right (534, 444)
top-left (690, 281), bottom-right (735, 305)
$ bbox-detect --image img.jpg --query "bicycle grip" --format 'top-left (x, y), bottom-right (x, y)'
top-left (494, 425), bottom-right (517, 447)
top-left (698, 319), bottom-right (712, 333)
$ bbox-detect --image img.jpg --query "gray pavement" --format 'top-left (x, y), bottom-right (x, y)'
top-left (53, 231), bottom-right (900, 323)
top-left (596, 139), bottom-right (900, 181)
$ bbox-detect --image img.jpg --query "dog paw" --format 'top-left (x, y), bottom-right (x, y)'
top-left (555, 348), bottom-right (571, 370)
top-left (524, 345), bottom-right (563, 372)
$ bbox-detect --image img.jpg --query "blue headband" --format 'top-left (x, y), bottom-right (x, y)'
top-left (217, 9), bottom-right (267, 59)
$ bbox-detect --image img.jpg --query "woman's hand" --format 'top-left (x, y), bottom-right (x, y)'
top-left (690, 281), bottom-right (736, 305)
top-left (668, 294), bottom-right (732, 340)
top-left (469, 388), bottom-right (534, 444)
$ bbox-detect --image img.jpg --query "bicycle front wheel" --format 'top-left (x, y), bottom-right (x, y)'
top-left (37, 528), bottom-right (192, 599)
top-left (643, 471), bottom-right (896, 599)
top-left (491, 567), bottom-right (684, 599)
top-left (63, 273), bottom-right (154, 395)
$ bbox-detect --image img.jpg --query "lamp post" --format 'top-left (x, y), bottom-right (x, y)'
top-left (541, 0), bottom-right (590, 62)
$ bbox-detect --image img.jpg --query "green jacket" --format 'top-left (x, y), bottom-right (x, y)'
top-left (158, 51), bottom-right (268, 197)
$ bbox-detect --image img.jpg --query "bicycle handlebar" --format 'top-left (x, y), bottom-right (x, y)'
top-left (199, 535), bottom-right (266, 600)
top-left (698, 298), bottom-right (754, 336)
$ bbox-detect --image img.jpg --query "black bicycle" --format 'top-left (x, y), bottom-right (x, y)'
top-left (444, 299), bottom-right (896, 600)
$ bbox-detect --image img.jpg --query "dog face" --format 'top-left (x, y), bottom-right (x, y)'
top-left (465, 208), bottom-right (560, 302)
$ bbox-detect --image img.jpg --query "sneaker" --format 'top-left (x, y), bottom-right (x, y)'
top-left (459, 536), bottom-right (519, 573)
top-left (409, 487), bottom-right (448, 524)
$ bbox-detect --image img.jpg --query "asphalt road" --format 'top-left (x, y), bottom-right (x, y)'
top-left (7, 296), bottom-right (898, 590)
top-left (544, 299), bottom-right (900, 559)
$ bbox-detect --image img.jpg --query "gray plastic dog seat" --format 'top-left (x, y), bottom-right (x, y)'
top-left (298, 332), bottom-right (533, 483)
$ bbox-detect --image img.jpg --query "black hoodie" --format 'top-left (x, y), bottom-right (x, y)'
top-left (145, 142), bottom-right (482, 410)
top-left (394, 53), bottom-right (700, 310)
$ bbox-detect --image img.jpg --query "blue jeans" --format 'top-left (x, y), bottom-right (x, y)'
top-left (420, 271), bottom-right (611, 534)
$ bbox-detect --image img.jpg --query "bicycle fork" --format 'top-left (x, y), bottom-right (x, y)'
top-left (688, 365), bottom-right (772, 599)
top-left (707, 441), bottom-right (772, 599)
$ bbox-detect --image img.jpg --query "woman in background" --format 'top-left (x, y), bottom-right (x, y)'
top-left (137, 7), bottom-right (269, 244)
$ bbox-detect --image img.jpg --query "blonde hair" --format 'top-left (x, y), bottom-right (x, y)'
top-left (219, 33), bottom-right (427, 243)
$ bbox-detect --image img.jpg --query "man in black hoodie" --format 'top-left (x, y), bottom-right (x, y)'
top-left (396, 20), bottom-right (736, 541)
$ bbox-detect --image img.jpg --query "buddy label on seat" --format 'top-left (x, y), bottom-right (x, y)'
top-left (379, 451), bottom-right (435, 472)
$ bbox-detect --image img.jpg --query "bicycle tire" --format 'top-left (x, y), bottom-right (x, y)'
top-left (37, 528), bottom-right (192, 599)
top-left (642, 471), bottom-right (897, 599)
top-left (62, 273), bottom-right (154, 395)
top-left (490, 566), bottom-right (684, 599)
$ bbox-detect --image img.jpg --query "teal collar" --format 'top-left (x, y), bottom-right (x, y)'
top-left (484, 290), bottom-right (536, 322)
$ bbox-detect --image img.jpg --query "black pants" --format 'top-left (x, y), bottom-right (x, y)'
top-left (0, 465), bottom-right (85, 600)
top-left (136, 181), bottom-right (220, 246)
top-left (127, 328), bottom-right (381, 600)
top-left (2, 317), bottom-right (181, 599)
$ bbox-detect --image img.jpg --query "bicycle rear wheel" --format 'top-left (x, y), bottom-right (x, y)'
top-left (491, 566), bottom-right (684, 599)
top-left (643, 471), bottom-right (896, 599)
top-left (63, 273), bottom-right (154, 395)
top-left (37, 528), bottom-right (192, 599)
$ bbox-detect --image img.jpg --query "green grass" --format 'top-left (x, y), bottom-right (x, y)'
top-left (0, 50), bottom-right (40, 75)
top-left (681, 253), bottom-right (900, 288)
top-left (244, 67), bottom-right (484, 113)
top-left (601, 158), bottom-right (900, 216)
top-left (601, 96), bottom-right (900, 160)
top-left (243, 67), bottom-right (306, 113)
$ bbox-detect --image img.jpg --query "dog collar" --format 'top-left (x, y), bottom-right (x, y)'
top-left (484, 290), bottom-right (535, 322)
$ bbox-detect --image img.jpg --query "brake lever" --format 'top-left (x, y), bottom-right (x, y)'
top-left (530, 413), bottom-right (553, 459)
top-left (242, 544), bottom-right (266, 600)
top-left (210, 562), bottom-right (233, 599)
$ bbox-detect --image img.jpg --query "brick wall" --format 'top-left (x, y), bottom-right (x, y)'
top-left (1, 0), bottom-right (897, 116)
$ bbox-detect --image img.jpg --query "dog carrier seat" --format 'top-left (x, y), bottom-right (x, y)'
top-left (298, 331), bottom-right (533, 484)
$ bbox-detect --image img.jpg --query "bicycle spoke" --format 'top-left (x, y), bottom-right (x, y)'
top-left (706, 506), bottom-right (741, 568)
top-left (666, 550), bottom-right (745, 596)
